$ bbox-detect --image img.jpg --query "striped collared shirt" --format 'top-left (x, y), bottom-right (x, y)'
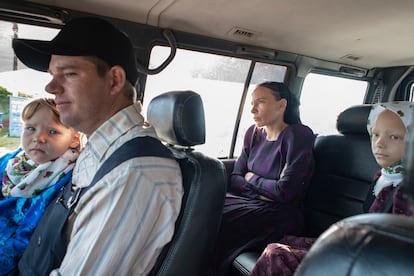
top-left (51, 102), bottom-right (183, 275)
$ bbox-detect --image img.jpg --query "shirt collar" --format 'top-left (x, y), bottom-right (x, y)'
top-left (86, 102), bottom-right (147, 162)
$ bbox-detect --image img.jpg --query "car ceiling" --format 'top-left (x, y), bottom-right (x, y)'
top-left (26, 0), bottom-right (414, 69)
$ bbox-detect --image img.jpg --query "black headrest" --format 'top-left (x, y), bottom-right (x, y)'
top-left (147, 90), bottom-right (206, 147)
top-left (336, 104), bottom-right (372, 135)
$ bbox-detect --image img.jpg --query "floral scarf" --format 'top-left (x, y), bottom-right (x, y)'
top-left (373, 161), bottom-right (404, 196)
top-left (2, 148), bottom-right (79, 197)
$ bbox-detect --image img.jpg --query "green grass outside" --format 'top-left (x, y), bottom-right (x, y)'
top-left (0, 129), bottom-right (20, 150)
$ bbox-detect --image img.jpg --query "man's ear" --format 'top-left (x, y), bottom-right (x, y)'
top-left (109, 65), bottom-right (126, 95)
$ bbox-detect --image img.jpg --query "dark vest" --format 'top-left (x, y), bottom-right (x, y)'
top-left (18, 136), bottom-right (174, 275)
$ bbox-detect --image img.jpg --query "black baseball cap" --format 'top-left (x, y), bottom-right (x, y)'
top-left (12, 17), bottom-right (139, 85)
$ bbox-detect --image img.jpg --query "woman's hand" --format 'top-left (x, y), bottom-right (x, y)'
top-left (257, 195), bottom-right (273, 202)
top-left (245, 172), bottom-right (254, 181)
top-left (245, 172), bottom-right (274, 201)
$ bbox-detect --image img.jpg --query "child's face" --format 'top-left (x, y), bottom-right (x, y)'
top-left (21, 106), bottom-right (79, 164)
top-left (371, 110), bottom-right (406, 168)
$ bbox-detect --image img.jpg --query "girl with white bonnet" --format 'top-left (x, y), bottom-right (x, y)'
top-left (366, 101), bottom-right (414, 216)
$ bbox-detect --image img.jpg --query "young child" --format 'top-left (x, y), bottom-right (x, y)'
top-left (364, 101), bottom-right (414, 215)
top-left (0, 98), bottom-right (82, 274)
top-left (249, 101), bottom-right (414, 276)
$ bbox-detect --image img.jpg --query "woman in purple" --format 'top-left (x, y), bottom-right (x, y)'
top-left (210, 82), bottom-right (315, 275)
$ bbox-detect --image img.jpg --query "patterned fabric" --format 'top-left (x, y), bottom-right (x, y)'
top-left (2, 149), bottom-right (78, 197)
top-left (47, 102), bottom-right (183, 276)
top-left (250, 236), bottom-right (316, 276)
top-left (250, 182), bottom-right (414, 276)
top-left (0, 148), bottom-right (73, 275)
top-left (366, 101), bottom-right (414, 135)
top-left (369, 184), bottom-right (414, 216)
top-left (373, 163), bottom-right (404, 196)
top-left (211, 124), bottom-right (315, 276)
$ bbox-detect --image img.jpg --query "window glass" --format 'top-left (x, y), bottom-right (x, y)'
top-left (0, 20), bottom-right (58, 153)
top-left (144, 46), bottom-right (286, 157)
top-left (409, 82), bottom-right (414, 101)
top-left (0, 21), bottom-right (57, 94)
top-left (300, 73), bottom-right (368, 135)
top-left (234, 62), bottom-right (286, 157)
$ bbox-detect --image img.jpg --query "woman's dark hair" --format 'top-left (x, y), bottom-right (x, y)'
top-left (258, 81), bottom-right (301, 124)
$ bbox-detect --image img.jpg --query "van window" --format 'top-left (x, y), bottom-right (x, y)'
top-left (233, 63), bottom-right (287, 157)
top-left (0, 20), bottom-right (58, 153)
top-left (0, 20), bottom-right (57, 95)
top-left (300, 73), bottom-right (368, 135)
top-left (409, 82), bottom-right (414, 101)
top-left (144, 46), bottom-right (286, 157)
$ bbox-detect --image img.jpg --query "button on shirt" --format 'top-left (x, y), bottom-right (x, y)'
top-left (51, 102), bottom-right (183, 275)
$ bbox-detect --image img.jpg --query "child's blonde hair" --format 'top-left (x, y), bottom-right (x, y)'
top-left (22, 98), bottom-right (63, 124)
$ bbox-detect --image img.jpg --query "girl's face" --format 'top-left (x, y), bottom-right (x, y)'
top-left (21, 106), bottom-right (79, 164)
top-left (371, 110), bottom-right (406, 168)
top-left (250, 86), bottom-right (286, 128)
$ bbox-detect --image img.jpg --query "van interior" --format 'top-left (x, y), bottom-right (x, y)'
top-left (1, 1), bottom-right (414, 275)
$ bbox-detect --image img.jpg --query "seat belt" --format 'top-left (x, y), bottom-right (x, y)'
top-left (381, 187), bottom-right (397, 213)
top-left (364, 181), bottom-right (397, 214)
top-left (18, 136), bottom-right (175, 275)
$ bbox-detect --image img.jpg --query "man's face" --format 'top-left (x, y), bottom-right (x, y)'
top-left (45, 55), bottom-right (112, 136)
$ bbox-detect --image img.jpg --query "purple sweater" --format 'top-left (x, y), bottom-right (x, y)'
top-left (230, 124), bottom-right (315, 203)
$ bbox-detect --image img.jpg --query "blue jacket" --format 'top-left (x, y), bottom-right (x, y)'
top-left (0, 149), bottom-right (72, 275)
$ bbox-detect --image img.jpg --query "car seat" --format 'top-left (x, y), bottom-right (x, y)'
top-left (296, 105), bottom-right (414, 276)
top-left (146, 90), bottom-right (227, 276)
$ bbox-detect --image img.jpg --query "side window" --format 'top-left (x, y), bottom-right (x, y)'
top-left (0, 21), bottom-right (57, 96)
top-left (300, 73), bottom-right (368, 135)
top-left (144, 46), bottom-right (286, 157)
top-left (409, 82), bottom-right (414, 101)
top-left (0, 20), bottom-right (58, 153)
top-left (234, 63), bottom-right (286, 157)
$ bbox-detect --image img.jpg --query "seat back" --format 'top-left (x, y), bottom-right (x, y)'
top-left (147, 90), bottom-right (227, 276)
top-left (297, 104), bottom-right (414, 276)
top-left (304, 104), bottom-right (380, 237)
top-left (297, 213), bottom-right (414, 276)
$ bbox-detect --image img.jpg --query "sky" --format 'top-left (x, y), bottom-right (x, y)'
top-left (0, 69), bottom-right (51, 97)
top-left (0, 20), bottom-right (58, 97)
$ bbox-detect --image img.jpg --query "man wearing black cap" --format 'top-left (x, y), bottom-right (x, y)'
top-left (13, 17), bottom-right (183, 275)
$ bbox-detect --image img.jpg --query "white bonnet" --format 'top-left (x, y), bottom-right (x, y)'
top-left (367, 101), bottom-right (414, 135)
